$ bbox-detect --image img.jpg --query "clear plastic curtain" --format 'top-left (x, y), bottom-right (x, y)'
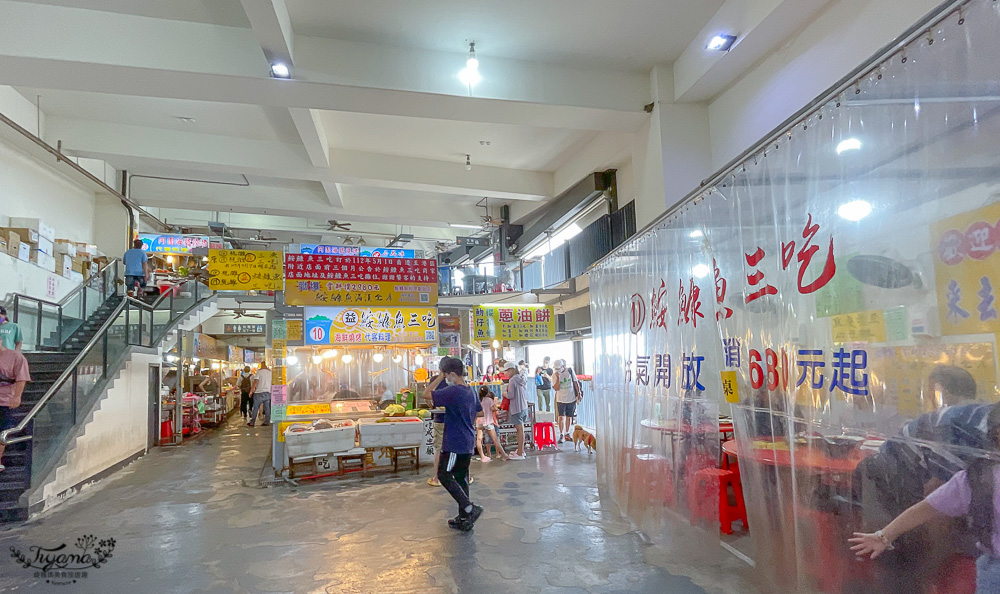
top-left (590, 0), bottom-right (1000, 590)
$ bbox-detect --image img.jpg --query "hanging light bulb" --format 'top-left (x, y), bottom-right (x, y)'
top-left (392, 353), bottom-right (403, 363)
top-left (373, 352), bottom-right (384, 363)
top-left (322, 349), bottom-right (338, 359)
top-left (211, 362), bottom-right (220, 370)
top-left (458, 41), bottom-right (482, 86)
top-left (286, 355), bottom-right (299, 366)
top-left (465, 154), bottom-right (472, 171)
top-left (414, 354), bottom-right (424, 366)
top-left (342, 353), bottom-right (353, 364)
top-left (491, 340), bottom-right (500, 349)
top-left (311, 354), bottom-right (323, 364)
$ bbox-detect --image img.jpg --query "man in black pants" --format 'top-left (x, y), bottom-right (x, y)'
top-left (423, 356), bottom-right (483, 531)
top-left (238, 366), bottom-right (253, 420)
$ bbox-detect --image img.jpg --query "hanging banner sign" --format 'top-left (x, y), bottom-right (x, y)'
top-left (138, 233), bottom-right (209, 254)
top-left (284, 254), bottom-right (437, 283)
top-left (473, 304), bottom-right (556, 341)
top-left (207, 249), bottom-right (283, 291)
top-left (286, 319), bottom-right (303, 342)
top-left (305, 306), bottom-right (438, 345)
top-left (300, 244), bottom-right (416, 258)
top-left (223, 324), bottom-right (265, 334)
top-left (284, 279), bottom-right (437, 306)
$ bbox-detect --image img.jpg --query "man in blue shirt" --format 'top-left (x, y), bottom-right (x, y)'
top-left (123, 239), bottom-right (149, 297)
top-left (423, 356), bottom-right (483, 531)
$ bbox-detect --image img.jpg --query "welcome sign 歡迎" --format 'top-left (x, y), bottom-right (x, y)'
top-left (299, 244), bottom-right (415, 258)
top-left (305, 306), bottom-right (437, 345)
top-left (473, 305), bottom-right (555, 341)
top-left (284, 254), bottom-right (438, 306)
top-left (138, 233), bottom-right (209, 254)
top-left (207, 249), bottom-right (283, 291)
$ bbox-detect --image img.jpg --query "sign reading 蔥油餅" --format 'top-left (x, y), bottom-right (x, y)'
top-left (473, 305), bottom-right (555, 341)
top-left (304, 306), bottom-right (438, 345)
top-left (283, 254), bottom-right (437, 306)
top-left (208, 249), bottom-right (283, 291)
top-left (931, 201), bottom-right (1000, 337)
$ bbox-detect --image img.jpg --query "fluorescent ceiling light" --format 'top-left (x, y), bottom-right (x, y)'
top-left (836, 138), bottom-right (862, 154)
top-left (692, 263), bottom-right (711, 278)
top-left (838, 199), bottom-right (873, 221)
top-left (524, 223), bottom-right (582, 260)
top-left (706, 34), bottom-right (737, 51)
top-left (450, 223), bottom-right (482, 229)
top-left (270, 62), bottom-right (290, 78)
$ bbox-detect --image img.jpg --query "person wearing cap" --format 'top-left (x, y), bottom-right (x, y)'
top-left (422, 356), bottom-right (484, 531)
top-left (503, 361), bottom-right (529, 460)
top-left (0, 307), bottom-right (22, 351)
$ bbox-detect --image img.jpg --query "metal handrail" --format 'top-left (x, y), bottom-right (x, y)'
top-left (1, 258), bottom-right (120, 309)
top-left (0, 278), bottom-right (211, 447)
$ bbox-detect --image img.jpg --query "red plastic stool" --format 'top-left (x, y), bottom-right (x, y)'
top-left (533, 422), bottom-right (557, 449)
top-left (688, 468), bottom-right (748, 535)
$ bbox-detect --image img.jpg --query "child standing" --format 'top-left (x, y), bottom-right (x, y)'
top-left (849, 403), bottom-right (1000, 592)
top-left (476, 386), bottom-right (508, 461)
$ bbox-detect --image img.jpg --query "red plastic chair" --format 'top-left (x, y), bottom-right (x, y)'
top-left (688, 467), bottom-right (748, 535)
top-left (533, 422), bottom-right (557, 449)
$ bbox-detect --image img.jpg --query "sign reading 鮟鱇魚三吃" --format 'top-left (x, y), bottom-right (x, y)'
top-left (304, 306), bottom-right (437, 345)
top-left (207, 249), bottom-right (283, 291)
top-left (473, 305), bottom-right (555, 341)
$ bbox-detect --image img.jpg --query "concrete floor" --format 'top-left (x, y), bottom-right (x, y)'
top-left (0, 416), bottom-right (759, 593)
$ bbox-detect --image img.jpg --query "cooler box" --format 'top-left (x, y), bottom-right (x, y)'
top-left (357, 417), bottom-right (425, 448)
top-left (283, 420), bottom-right (356, 458)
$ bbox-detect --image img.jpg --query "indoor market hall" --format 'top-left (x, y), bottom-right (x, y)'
top-left (0, 1), bottom-right (998, 593)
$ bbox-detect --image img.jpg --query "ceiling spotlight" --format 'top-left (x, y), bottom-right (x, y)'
top-left (836, 138), bottom-right (863, 154)
top-left (459, 42), bottom-right (482, 86)
top-left (465, 154), bottom-right (472, 171)
top-left (270, 62), bottom-right (290, 78)
top-left (692, 263), bottom-right (711, 278)
top-left (838, 199), bottom-right (873, 221)
top-left (373, 352), bottom-right (384, 363)
top-left (706, 34), bottom-right (737, 51)
top-left (342, 353), bottom-right (353, 364)
top-left (357, 237), bottom-right (367, 246)
top-left (322, 349), bottom-right (338, 359)
top-left (343, 237), bottom-right (354, 245)
top-left (311, 354), bottom-right (323, 365)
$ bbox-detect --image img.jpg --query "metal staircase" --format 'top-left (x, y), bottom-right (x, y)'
top-left (0, 267), bottom-right (215, 522)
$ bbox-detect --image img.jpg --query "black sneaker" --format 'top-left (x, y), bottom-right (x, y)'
top-left (448, 516), bottom-right (465, 530)
top-left (461, 505), bottom-right (484, 531)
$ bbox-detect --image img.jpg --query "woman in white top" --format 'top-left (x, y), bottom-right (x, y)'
top-left (552, 359), bottom-right (580, 443)
top-left (475, 386), bottom-right (508, 461)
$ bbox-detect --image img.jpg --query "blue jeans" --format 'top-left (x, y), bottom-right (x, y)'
top-left (977, 554), bottom-right (1000, 594)
top-left (249, 392), bottom-right (270, 425)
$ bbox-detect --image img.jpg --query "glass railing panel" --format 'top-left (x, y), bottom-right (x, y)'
top-left (83, 286), bottom-right (101, 320)
top-left (38, 302), bottom-right (60, 349)
top-left (61, 290), bottom-right (86, 343)
top-left (14, 303), bottom-right (40, 351)
top-left (28, 374), bottom-right (77, 482)
top-left (105, 309), bottom-right (129, 368)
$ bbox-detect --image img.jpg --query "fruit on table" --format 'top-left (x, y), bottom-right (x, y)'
top-left (384, 404), bottom-right (406, 416)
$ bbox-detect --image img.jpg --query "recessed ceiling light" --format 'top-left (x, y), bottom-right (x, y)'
top-left (270, 62), bottom-right (290, 78)
top-left (836, 138), bottom-right (862, 154)
top-left (706, 34), bottom-right (737, 51)
top-left (838, 199), bottom-right (873, 221)
top-left (173, 116), bottom-right (196, 123)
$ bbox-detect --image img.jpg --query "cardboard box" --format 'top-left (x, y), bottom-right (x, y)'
top-left (55, 240), bottom-right (78, 257)
top-left (18, 243), bottom-right (31, 262)
top-left (1, 227), bottom-right (38, 244)
top-left (55, 253), bottom-right (73, 277)
top-left (68, 270), bottom-right (84, 283)
top-left (33, 251), bottom-right (56, 272)
top-left (36, 236), bottom-right (54, 256)
top-left (9, 217), bottom-right (55, 242)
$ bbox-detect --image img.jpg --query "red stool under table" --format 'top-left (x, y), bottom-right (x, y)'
top-left (688, 468), bottom-right (748, 535)
top-left (533, 422), bottom-right (557, 449)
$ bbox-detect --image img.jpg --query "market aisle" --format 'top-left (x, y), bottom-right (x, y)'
top-left (0, 418), bottom-right (757, 593)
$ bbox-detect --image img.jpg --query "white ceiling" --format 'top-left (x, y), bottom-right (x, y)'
top-left (285, 0), bottom-right (727, 71)
top-left (321, 111), bottom-right (597, 171)
top-left (23, 0), bottom-right (250, 26)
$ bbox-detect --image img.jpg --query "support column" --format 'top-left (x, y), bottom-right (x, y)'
top-left (92, 193), bottom-right (130, 256)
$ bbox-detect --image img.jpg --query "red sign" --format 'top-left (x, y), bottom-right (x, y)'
top-left (283, 254), bottom-right (438, 283)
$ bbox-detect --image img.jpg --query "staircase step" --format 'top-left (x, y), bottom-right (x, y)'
top-left (0, 468), bottom-right (30, 490)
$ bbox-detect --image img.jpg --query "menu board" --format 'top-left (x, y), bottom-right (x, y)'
top-left (473, 305), bottom-right (556, 341)
top-left (207, 249), bottom-right (283, 291)
top-left (284, 254), bottom-right (438, 306)
top-left (305, 306), bottom-right (438, 345)
top-left (284, 279), bottom-right (436, 307)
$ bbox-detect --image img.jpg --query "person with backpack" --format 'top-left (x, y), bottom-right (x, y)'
top-left (238, 366), bottom-right (253, 420)
top-left (552, 359), bottom-right (581, 443)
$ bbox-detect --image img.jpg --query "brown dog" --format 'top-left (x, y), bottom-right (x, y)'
top-left (572, 425), bottom-right (596, 453)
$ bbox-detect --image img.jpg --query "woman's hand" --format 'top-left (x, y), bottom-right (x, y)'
top-left (848, 532), bottom-right (888, 559)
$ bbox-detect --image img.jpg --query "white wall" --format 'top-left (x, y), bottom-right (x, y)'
top-left (0, 251), bottom-right (82, 302)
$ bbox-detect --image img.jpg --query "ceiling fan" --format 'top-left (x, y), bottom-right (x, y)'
top-left (327, 220), bottom-right (352, 231)
top-left (477, 197), bottom-right (503, 227)
top-left (231, 308), bottom-right (264, 319)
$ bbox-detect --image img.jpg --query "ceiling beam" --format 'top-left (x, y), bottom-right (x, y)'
top-left (0, 0), bottom-right (649, 131)
top-left (44, 117), bottom-right (553, 201)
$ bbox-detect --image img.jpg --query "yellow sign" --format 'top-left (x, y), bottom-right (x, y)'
top-left (931, 202), bottom-right (1000, 336)
top-left (831, 309), bottom-right (887, 343)
top-left (272, 339), bottom-right (287, 354)
top-left (414, 368), bottom-right (429, 383)
top-left (207, 249), bottom-right (283, 291)
top-left (473, 304), bottom-right (556, 341)
top-left (284, 280), bottom-right (437, 306)
top-left (304, 306), bottom-right (438, 345)
top-left (286, 320), bottom-right (303, 342)
top-left (720, 371), bottom-right (739, 403)
top-left (273, 366), bottom-right (286, 385)
top-left (286, 403), bottom-right (333, 416)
